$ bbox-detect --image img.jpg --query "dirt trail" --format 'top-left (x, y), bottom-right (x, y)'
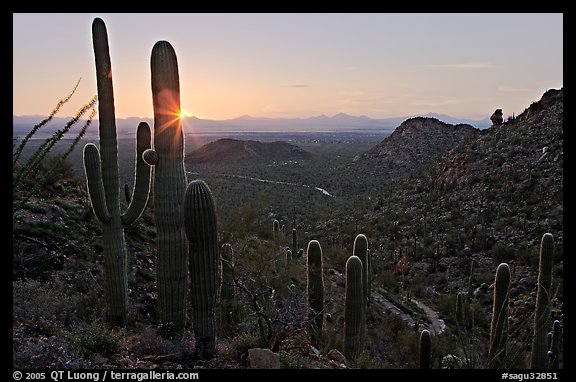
top-left (370, 289), bottom-right (446, 335)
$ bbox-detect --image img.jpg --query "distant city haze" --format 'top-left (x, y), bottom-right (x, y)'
top-left (13, 13), bottom-right (562, 121)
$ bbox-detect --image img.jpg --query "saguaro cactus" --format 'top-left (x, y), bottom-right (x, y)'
top-left (344, 255), bottom-right (364, 362)
top-left (272, 219), bottom-right (280, 240)
top-left (291, 228), bottom-right (298, 260)
top-left (488, 263), bottom-right (511, 368)
top-left (548, 320), bottom-right (562, 369)
top-left (83, 18), bottom-right (151, 325)
top-left (419, 329), bottom-right (431, 369)
top-left (353, 234), bottom-right (369, 343)
top-left (220, 243), bottom-right (235, 301)
top-left (184, 179), bottom-right (219, 358)
top-left (531, 233), bottom-right (554, 369)
top-left (142, 40), bottom-right (188, 334)
top-left (306, 240), bottom-right (324, 348)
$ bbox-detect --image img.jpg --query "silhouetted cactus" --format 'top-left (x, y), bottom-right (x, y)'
top-left (419, 329), bottom-right (431, 369)
top-left (286, 249), bottom-right (292, 264)
top-left (220, 243), bottom-right (235, 301)
top-left (306, 240), bottom-right (324, 348)
top-left (184, 179), bottom-right (219, 358)
top-left (344, 255), bottom-right (364, 362)
top-left (531, 233), bottom-right (554, 369)
top-left (143, 40), bottom-right (188, 334)
top-left (353, 234), bottom-right (369, 343)
top-left (83, 18), bottom-right (152, 325)
top-left (548, 320), bottom-right (561, 369)
top-left (488, 263), bottom-right (511, 368)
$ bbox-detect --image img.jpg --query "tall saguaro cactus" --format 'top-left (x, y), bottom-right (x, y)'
top-left (353, 234), bottom-right (369, 343)
top-left (344, 255), bottom-right (364, 362)
top-left (184, 179), bottom-right (219, 359)
top-left (306, 240), bottom-right (324, 349)
top-left (419, 329), bottom-right (431, 369)
top-left (488, 263), bottom-right (511, 368)
top-left (83, 18), bottom-right (152, 325)
top-left (531, 233), bottom-right (554, 369)
top-left (142, 40), bottom-right (188, 335)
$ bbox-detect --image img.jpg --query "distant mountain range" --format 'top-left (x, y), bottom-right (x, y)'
top-left (12, 112), bottom-right (492, 139)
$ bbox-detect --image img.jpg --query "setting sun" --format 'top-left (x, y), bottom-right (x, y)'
top-left (179, 109), bottom-right (192, 119)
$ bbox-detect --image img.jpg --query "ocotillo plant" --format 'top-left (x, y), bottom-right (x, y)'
top-left (306, 240), bottom-right (324, 349)
top-left (220, 243), bottom-right (235, 301)
top-left (83, 18), bottom-right (152, 325)
top-left (548, 320), bottom-right (562, 369)
top-left (488, 263), bottom-right (511, 368)
top-left (531, 233), bottom-right (554, 369)
top-left (184, 179), bottom-right (219, 358)
top-left (143, 40), bottom-right (188, 335)
top-left (419, 329), bottom-right (431, 369)
top-left (353, 234), bottom-right (369, 343)
top-left (344, 255), bottom-right (364, 362)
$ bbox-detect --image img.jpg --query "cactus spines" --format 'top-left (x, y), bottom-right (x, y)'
top-left (353, 234), bottom-right (369, 343)
top-left (531, 233), bottom-right (554, 369)
top-left (488, 262), bottom-right (511, 368)
top-left (306, 240), bottom-right (324, 348)
top-left (144, 40), bottom-right (188, 335)
top-left (272, 219), bottom-right (280, 240)
top-left (220, 243), bottom-right (235, 301)
top-left (344, 255), bottom-right (364, 362)
top-left (419, 329), bottom-right (431, 369)
top-left (83, 18), bottom-right (152, 325)
top-left (548, 320), bottom-right (562, 369)
top-left (184, 179), bottom-right (219, 358)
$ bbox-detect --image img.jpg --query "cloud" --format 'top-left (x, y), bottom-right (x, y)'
top-left (286, 84), bottom-right (310, 88)
top-left (426, 62), bottom-right (495, 69)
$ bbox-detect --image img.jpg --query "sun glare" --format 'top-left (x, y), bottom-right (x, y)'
top-left (178, 108), bottom-right (192, 119)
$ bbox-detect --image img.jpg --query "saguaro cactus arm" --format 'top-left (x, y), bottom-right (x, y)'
top-left (83, 143), bottom-right (111, 223)
top-left (122, 122), bottom-right (152, 224)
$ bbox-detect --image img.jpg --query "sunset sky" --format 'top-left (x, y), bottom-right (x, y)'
top-left (13, 13), bottom-right (563, 121)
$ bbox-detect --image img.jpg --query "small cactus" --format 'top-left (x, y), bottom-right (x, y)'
top-left (220, 243), bottom-right (235, 301)
top-left (184, 179), bottom-right (219, 358)
top-left (531, 233), bottom-right (554, 369)
top-left (272, 219), bottom-right (280, 240)
top-left (291, 228), bottom-right (298, 260)
top-left (548, 320), bottom-right (562, 369)
top-left (488, 263), bottom-right (511, 368)
top-left (419, 329), bottom-right (431, 369)
top-left (456, 292), bottom-right (466, 330)
top-left (306, 240), bottom-right (324, 349)
top-left (344, 255), bottom-right (364, 362)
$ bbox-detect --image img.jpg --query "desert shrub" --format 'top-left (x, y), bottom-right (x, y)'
top-left (65, 320), bottom-right (124, 358)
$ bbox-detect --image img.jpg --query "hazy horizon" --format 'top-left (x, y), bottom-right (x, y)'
top-left (13, 13), bottom-right (562, 121)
